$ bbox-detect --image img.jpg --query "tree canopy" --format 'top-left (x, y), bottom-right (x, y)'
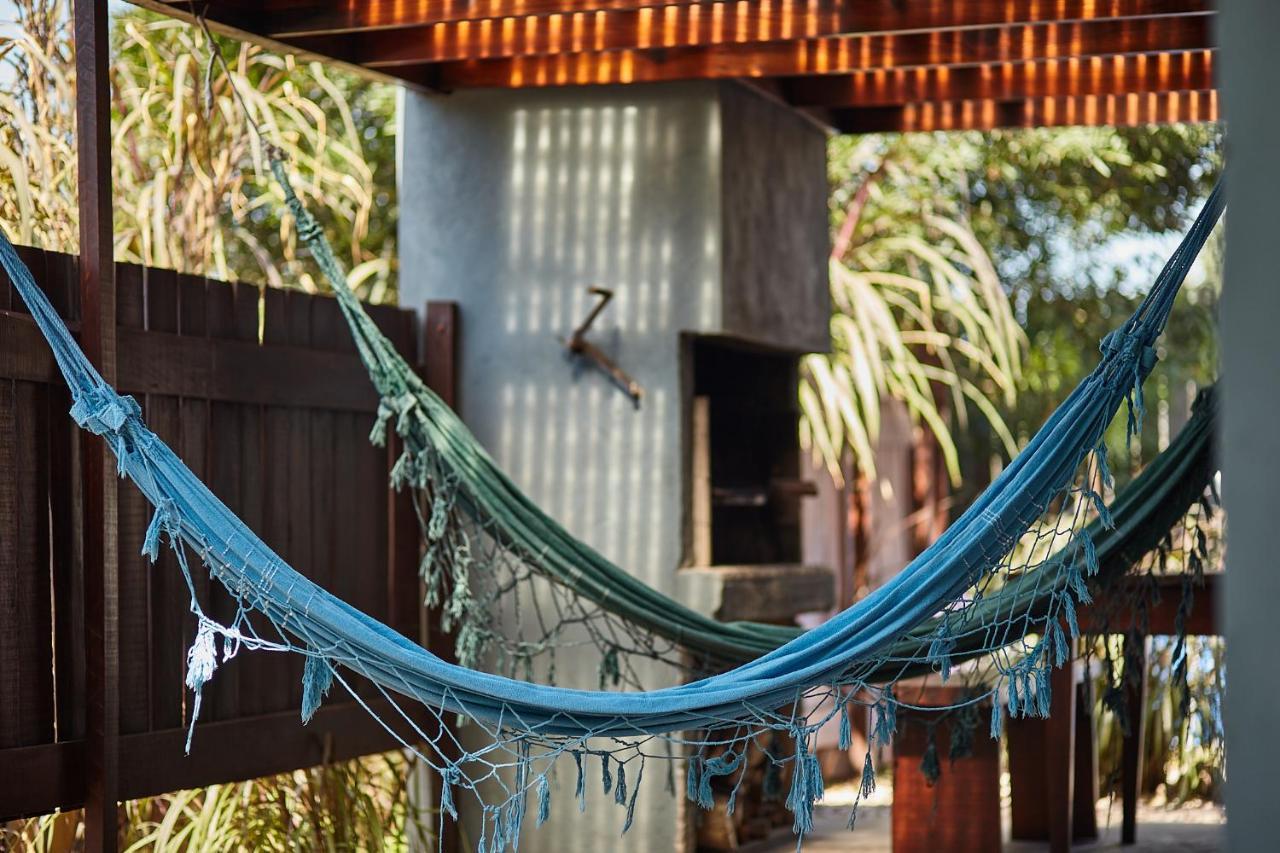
top-left (826, 124), bottom-right (1223, 494)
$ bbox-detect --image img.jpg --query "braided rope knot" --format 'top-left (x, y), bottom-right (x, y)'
top-left (1099, 328), bottom-right (1157, 388)
top-left (1099, 328), bottom-right (1158, 446)
top-left (370, 391), bottom-right (420, 447)
top-left (70, 388), bottom-right (141, 437)
top-left (143, 498), bottom-right (183, 562)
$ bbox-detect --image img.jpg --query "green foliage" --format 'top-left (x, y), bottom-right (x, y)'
top-left (805, 138), bottom-right (1025, 486)
top-left (0, 0), bottom-right (399, 301)
top-left (827, 125), bottom-right (1221, 499)
top-left (835, 124), bottom-right (1224, 803)
top-left (2, 751), bottom-right (433, 852)
top-left (1093, 635), bottom-right (1226, 805)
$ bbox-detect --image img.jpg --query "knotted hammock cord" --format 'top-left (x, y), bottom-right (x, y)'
top-left (0, 170), bottom-right (1223, 847)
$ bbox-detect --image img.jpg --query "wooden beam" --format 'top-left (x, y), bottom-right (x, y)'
top-left (785, 50), bottom-right (1215, 109)
top-left (0, 310), bottom-right (385, 412)
top-left (421, 13), bottom-right (1213, 88)
top-left (1077, 572), bottom-right (1220, 637)
top-left (195, 0), bottom-right (1212, 39)
top-left (0, 699), bottom-right (421, 821)
top-left (831, 89), bottom-right (1218, 133)
top-left (281, 0), bottom-right (1210, 65)
top-left (74, 0), bottom-right (120, 849)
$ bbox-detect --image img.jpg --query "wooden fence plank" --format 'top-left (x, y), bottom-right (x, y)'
top-left (202, 279), bottom-right (243, 723)
top-left (174, 275), bottom-right (211, 727)
top-left (305, 296), bottom-right (340, 712)
top-left (143, 267), bottom-right (186, 734)
top-left (114, 264), bottom-right (152, 737)
top-left (49, 359), bottom-right (85, 743)
top-left (248, 287), bottom-right (296, 717)
top-left (0, 380), bottom-right (55, 748)
top-left (283, 290), bottom-right (317, 713)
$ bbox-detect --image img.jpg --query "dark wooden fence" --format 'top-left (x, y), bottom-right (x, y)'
top-left (0, 247), bottom-right (425, 820)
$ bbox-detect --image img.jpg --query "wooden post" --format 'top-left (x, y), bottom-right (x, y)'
top-left (1045, 659), bottom-right (1077, 853)
top-left (422, 301), bottom-right (460, 853)
top-left (1072, 677), bottom-right (1099, 840)
top-left (74, 0), bottom-right (119, 850)
top-left (891, 686), bottom-right (1002, 853)
top-left (1121, 632), bottom-right (1148, 845)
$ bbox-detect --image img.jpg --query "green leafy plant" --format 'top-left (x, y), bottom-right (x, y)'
top-left (802, 138), bottom-right (1025, 486)
top-left (2, 751), bottom-right (432, 852)
top-left (0, 0), bottom-right (398, 301)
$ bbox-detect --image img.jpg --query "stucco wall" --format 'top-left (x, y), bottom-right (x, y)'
top-left (719, 83), bottom-right (832, 353)
top-left (397, 80), bottom-right (829, 852)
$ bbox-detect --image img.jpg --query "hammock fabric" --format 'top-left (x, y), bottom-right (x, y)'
top-left (267, 156), bottom-right (1221, 690)
top-left (0, 173), bottom-right (1223, 848)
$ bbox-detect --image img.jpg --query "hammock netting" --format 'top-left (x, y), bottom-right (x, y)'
top-left (0, 165), bottom-right (1223, 849)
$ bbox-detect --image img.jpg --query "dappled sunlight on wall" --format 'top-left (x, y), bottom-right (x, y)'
top-left (399, 82), bottom-right (731, 853)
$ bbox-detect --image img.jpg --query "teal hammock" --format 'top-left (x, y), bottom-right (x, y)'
top-left (0, 172), bottom-right (1223, 847)
top-left (266, 154), bottom-right (1221, 693)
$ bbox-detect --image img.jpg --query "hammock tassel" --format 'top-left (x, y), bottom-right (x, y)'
top-left (1081, 528), bottom-right (1100, 577)
top-left (698, 750), bottom-right (743, 810)
top-left (928, 625), bottom-right (955, 682)
top-left (859, 751), bottom-right (876, 799)
top-left (600, 753), bottom-right (613, 795)
top-left (536, 774), bottom-right (551, 827)
top-left (440, 768), bottom-right (459, 820)
top-left (621, 760), bottom-right (644, 835)
top-left (614, 761), bottom-right (628, 806)
top-left (142, 499), bottom-right (180, 563)
top-left (1050, 621), bottom-right (1069, 668)
top-left (573, 750), bottom-right (586, 812)
top-left (873, 688), bottom-right (897, 745)
top-left (686, 754), bottom-right (702, 805)
top-left (838, 701), bottom-right (853, 751)
top-left (1094, 442), bottom-right (1115, 489)
top-left (369, 399), bottom-right (395, 447)
top-left (301, 654), bottom-right (334, 724)
top-left (1035, 664), bottom-right (1053, 718)
top-left (183, 619), bottom-right (219, 753)
top-left (989, 698), bottom-right (1005, 740)
top-left (786, 735), bottom-right (821, 836)
top-left (1062, 591), bottom-right (1081, 640)
top-left (920, 727), bottom-right (941, 786)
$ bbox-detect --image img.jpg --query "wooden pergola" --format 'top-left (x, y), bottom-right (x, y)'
top-left (138, 0), bottom-right (1219, 133)
top-left (11, 3), bottom-right (1224, 853)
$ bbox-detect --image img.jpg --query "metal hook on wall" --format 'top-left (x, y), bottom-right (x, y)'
top-left (560, 287), bottom-right (644, 408)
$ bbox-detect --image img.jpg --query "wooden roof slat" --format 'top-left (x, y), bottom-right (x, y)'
top-left (833, 88), bottom-right (1219, 133)
top-left (783, 49), bottom-right (1216, 109)
top-left (288, 2), bottom-right (1211, 67)
top-left (140, 1), bottom-right (1221, 132)
top-left (413, 13), bottom-right (1212, 89)
top-left (206, 0), bottom-right (1211, 39)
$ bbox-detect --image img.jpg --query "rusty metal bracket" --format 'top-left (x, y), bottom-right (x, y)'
top-left (560, 287), bottom-right (643, 407)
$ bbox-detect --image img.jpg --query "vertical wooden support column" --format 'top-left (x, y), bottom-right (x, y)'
top-left (74, 1), bottom-right (119, 850)
top-left (1072, 678), bottom-right (1099, 840)
top-left (1045, 659), bottom-right (1077, 853)
top-left (891, 686), bottom-right (1002, 852)
top-left (422, 301), bottom-right (460, 853)
top-left (1121, 632), bottom-right (1148, 845)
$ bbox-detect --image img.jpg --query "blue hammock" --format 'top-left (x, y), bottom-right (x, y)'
top-left (0, 177), bottom-right (1224, 845)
